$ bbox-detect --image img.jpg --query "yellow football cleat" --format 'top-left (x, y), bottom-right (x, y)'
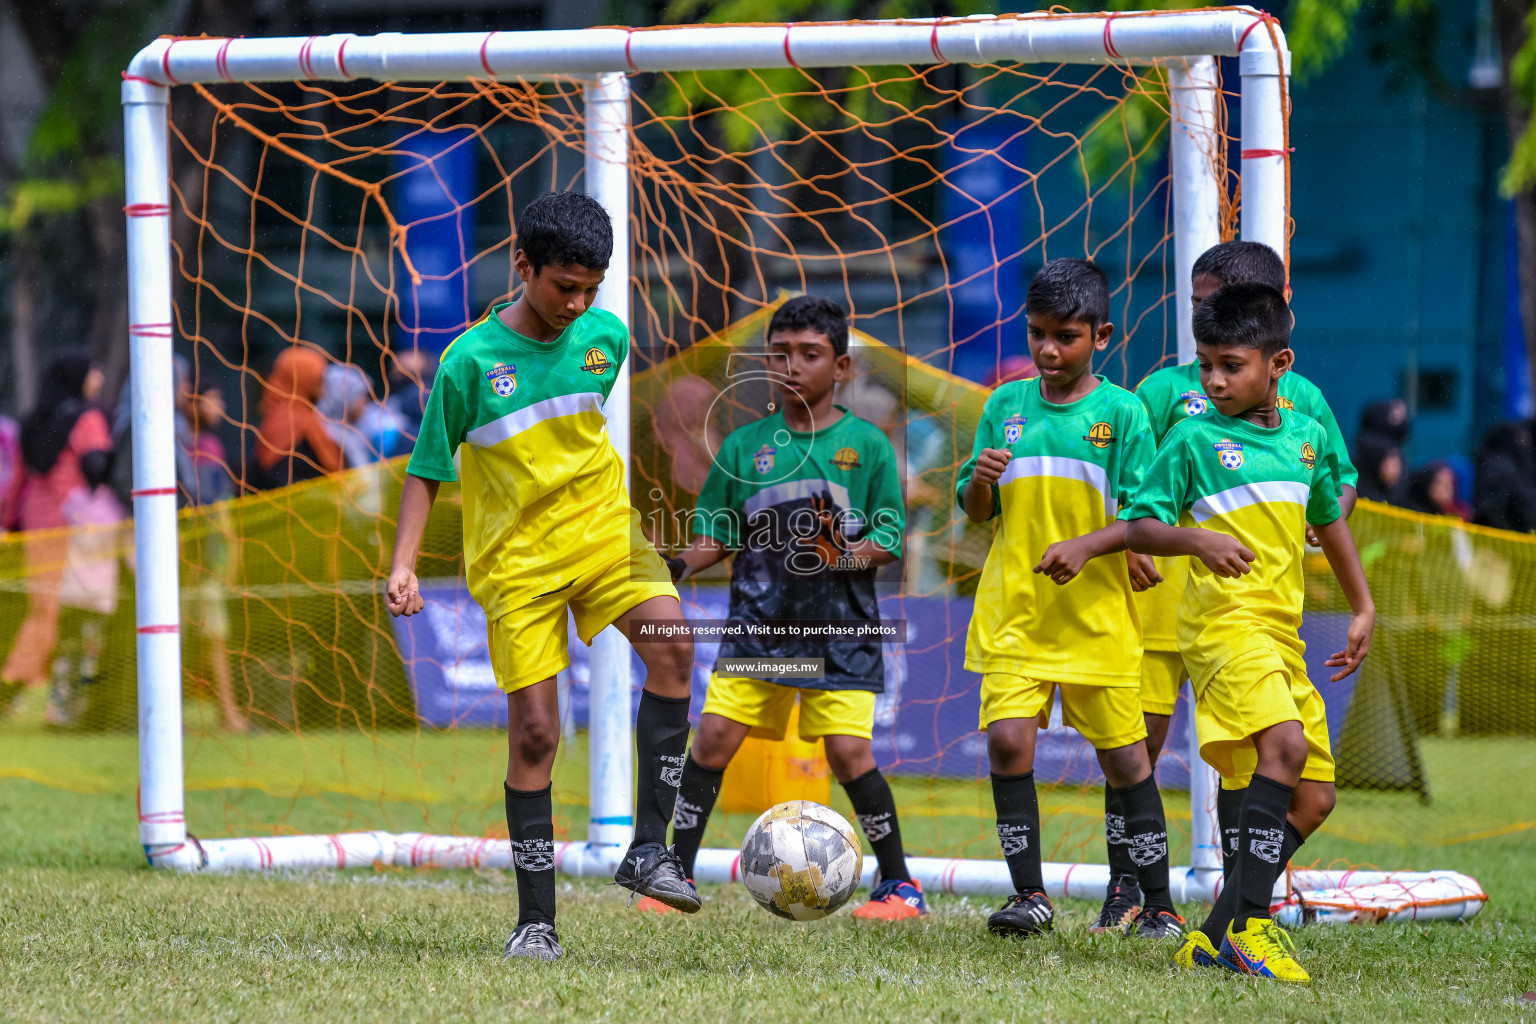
top-left (1220, 917), bottom-right (1311, 984)
top-left (1171, 929), bottom-right (1225, 970)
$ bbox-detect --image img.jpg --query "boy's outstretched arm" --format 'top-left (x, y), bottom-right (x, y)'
top-left (1034, 520), bottom-right (1130, 586)
top-left (1125, 517), bottom-right (1256, 579)
top-left (387, 473), bottom-right (440, 617)
top-left (1314, 515), bottom-right (1376, 681)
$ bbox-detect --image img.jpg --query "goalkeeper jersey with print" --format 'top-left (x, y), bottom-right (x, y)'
top-left (955, 376), bottom-right (1153, 686)
top-left (1131, 363), bottom-right (1356, 653)
top-left (407, 303), bottom-right (652, 624)
top-left (1118, 409), bottom-right (1342, 689)
top-left (693, 407), bottom-right (905, 692)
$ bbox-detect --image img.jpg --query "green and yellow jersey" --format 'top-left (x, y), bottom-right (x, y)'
top-left (408, 303), bottom-right (647, 623)
top-left (1118, 410), bottom-right (1343, 690)
top-left (955, 377), bottom-right (1154, 686)
top-left (694, 407), bottom-right (904, 692)
top-left (1134, 362), bottom-right (1357, 488)
top-left (1131, 362), bottom-right (1355, 654)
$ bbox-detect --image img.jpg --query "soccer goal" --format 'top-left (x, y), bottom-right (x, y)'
top-left (118, 7), bottom-right (1484, 922)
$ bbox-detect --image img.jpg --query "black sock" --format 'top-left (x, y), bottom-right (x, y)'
top-left (1113, 774), bottom-right (1172, 911)
top-left (505, 783), bottom-right (557, 925)
top-left (670, 755), bottom-right (723, 879)
top-left (1200, 785), bottom-right (1249, 943)
top-left (1231, 773), bottom-right (1295, 931)
top-left (633, 690), bottom-right (691, 846)
top-left (841, 767), bottom-right (910, 884)
top-left (1103, 785), bottom-right (1138, 888)
top-left (991, 770), bottom-right (1044, 893)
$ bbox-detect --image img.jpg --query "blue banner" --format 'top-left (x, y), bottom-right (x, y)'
top-left (939, 119), bottom-right (1028, 384)
top-left (392, 128), bottom-right (477, 353)
top-left (391, 589), bottom-right (1360, 792)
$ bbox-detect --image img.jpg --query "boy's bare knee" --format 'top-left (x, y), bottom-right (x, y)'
top-left (643, 639), bottom-right (694, 697)
top-left (823, 737), bottom-right (876, 783)
top-left (511, 718), bottom-right (560, 766)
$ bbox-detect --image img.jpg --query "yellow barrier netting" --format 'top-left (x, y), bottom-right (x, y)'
top-left (2, 43), bottom-right (1531, 863)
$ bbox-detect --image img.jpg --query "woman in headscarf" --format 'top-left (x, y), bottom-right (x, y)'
top-left (246, 347), bottom-right (343, 489)
top-left (1471, 421), bottom-right (1536, 532)
top-left (1400, 461), bottom-right (1471, 521)
top-left (1, 350), bottom-right (114, 709)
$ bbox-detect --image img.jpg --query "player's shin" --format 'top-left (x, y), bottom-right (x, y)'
top-left (670, 755), bottom-right (723, 879)
top-left (505, 782), bottom-right (558, 925)
top-left (991, 770), bottom-right (1045, 893)
top-left (633, 691), bottom-right (691, 846)
top-left (1114, 774), bottom-right (1173, 912)
top-left (842, 767), bottom-right (911, 883)
top-left (1231, 774), bottom-right (1294, 930)
top-left (1200, 784), bottom-right (1248, 943)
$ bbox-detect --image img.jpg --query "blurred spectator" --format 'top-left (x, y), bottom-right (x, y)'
top-left (1, 351), bottom-right (113, 713)
top-left (320, 363), bottom-right (376, 468)
top-left (0, 416), bottom-right (21, 523)
top-left (1472, 420), bottom-right (1536, 534)
top-left (984, 354), bottom-right (1038, 389)
top-left (388, 348), bottom-right (436, 442)
top-left (1400, 461), bottom-right (1472, 521)
top-left (1354, 398), bottom-right (1411, 503)
top-left (248, 348), bottom-right (341, 489)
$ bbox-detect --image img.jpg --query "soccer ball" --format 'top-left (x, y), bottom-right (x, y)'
top-left (739, 800), bottom-right (863, 921)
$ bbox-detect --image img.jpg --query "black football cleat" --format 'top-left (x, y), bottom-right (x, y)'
top-left (613, 842), bottom-right (702, 913)
top-left (1128, 906), bottom-right (1186, 940)
top-left (987, 889), bottom-right (1055, 936)
top-left (1089, 876), bottom-right (1143, 935)
top-left (503, 920), bottom-right (564, 961)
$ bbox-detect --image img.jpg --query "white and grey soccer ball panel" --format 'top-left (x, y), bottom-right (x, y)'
top-left (739, 800), bottom-right (862, 921)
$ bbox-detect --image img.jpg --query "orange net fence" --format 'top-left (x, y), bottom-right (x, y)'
top-left (2, 54), bottom-right (1529, 866)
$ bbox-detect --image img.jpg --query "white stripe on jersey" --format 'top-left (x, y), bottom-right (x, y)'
top-left (997, 455), bottom-right (1114, 516)
top-left (465, 392), bottom-right (604, 449)
top-left (743, 477), bottom-right (855, 521)
top-left (1191, 480), bottom-right (1310, 523)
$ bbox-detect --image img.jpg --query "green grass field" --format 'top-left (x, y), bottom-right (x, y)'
top-left (3, 708), bottom-right (1534, 1022)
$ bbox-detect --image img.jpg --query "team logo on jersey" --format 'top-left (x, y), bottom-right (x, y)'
top-left (1003, 414), bottom-right (1027, 445)
top-left (832, 446), bottom-right (861, 471)
top-left (1299, 442), bottom-right (1317, 470)
top-left (580, 347), bottom-right (612, 374)
top-left (1083, 421), bottom-right (1115, 448)
top-left (1214, 439), bottom-right (1245, 470)
top-left (484, 362), bottom-right (517, 397)
top-left (1180, 390), bottom-right (1208, 417)
top-left (753, 444), bottom-right (777, 474)
top-left (1277, 396), bottom-right (1296, 411)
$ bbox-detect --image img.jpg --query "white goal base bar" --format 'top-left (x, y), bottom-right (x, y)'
top-left (150, 833), bottom-right (1486, 925)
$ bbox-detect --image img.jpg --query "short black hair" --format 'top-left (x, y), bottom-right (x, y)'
top-left (1026, 258), bottom-right (1110, 331)
top-left (1192, 281), bottom-right (1291, 357)
top-left (516, 191), bottom-right (612, 272)
top-left (767, 295), bottom-right (849, 357)
top-left (1191, 240), bottom-right (1286, 293)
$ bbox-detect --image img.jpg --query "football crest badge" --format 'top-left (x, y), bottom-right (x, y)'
top-left (753, 444), bottom-right (777, 475)
top-left (1214, 439), bottom-right (1245, 470)
top-left (1083, 421), bottom-right (1115, 448)
top-left (832, 446), bottom-right (861, 471)
top-left (1277, 396), bottom-right (1296, 411)
top-left (1003, 414), bottom-right (1027, 445)
top-left (581, 347), bottom-right (612, 374)
top-left (1180, 390), bottom-right (1208, 417)
top-left (1299, 442), bottom-right (1317, 470)
top-left (485, 362), bottom-right (517, 397)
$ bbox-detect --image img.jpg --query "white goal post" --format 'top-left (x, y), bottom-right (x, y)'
top-left (118, 8), bottom-right (1483, 920)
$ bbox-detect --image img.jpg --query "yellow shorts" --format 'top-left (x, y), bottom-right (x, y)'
top-left (1192, 645), bottom-right (1335, 789)
top-left (701, 674), bottom-right (876, 741)
top-left (486, 552), bottom-right (678, 693)
top-left (1140, 650), bottom-right (1186, 717)
top-left (979, 674), bottom-right (1147, 750)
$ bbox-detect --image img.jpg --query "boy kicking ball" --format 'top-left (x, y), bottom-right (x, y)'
top-left (657, 296), bottom-right (925, 920)
top-left (957, 258), bottom-right (1180, 940)
top-left (386, 191), bottom-right (699, 961)
top-left (1124, 282), bottom-right (1375, 983)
